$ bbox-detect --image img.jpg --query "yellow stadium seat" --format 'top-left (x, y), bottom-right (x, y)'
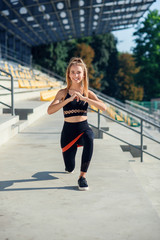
top-left (15, 69), bottom-right (21, 78)
top-left (18, 79), bottom-right (31, 88)
top-left (27, 70), bottom-right (32, 79)
top-left (40, 89), bottom-right (59, 101)
top-left (19, 71), bottom-right (25, 79)
top-left (106, 105), bottom-right (123, 122)
top-left (18, 79), bottom-right (26, 88)
top-left (90, 105), bottom-right (103, 113)
top-left (23, 80), bottom-right (31, 88)
top-left (4, 63), bottom-right (9, 73)
top-left (49, 81), bottom-right (61, 88)
top-left (10, 65), bottom-right (16, 78)
top-left (30, 80), bottom-right (37, 88)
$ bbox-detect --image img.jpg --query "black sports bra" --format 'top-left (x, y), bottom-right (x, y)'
top-left (63, 92), bottom-right (88, 118)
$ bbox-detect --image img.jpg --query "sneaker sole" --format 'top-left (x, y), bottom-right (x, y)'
top-left (78, 186), bottom-right (89, 191)
top-left (65, 170), bottom-right (74, 174)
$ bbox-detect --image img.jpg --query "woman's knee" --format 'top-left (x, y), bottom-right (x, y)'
top-left (64, 158), bottom-right (75, 172)
top-left (67, 165), bottom-right (75, 172)
top-left (63, 149), bottom-right (76, 172)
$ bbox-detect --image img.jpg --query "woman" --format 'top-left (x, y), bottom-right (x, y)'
top-left (47, 57), bottom-right (106, 190)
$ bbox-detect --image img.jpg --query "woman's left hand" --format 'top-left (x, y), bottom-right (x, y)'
top-left (74, 91), bottom-right (86, 102)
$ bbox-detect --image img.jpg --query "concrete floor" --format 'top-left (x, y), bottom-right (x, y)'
top-left (0, 110), bottom-right (160, 240)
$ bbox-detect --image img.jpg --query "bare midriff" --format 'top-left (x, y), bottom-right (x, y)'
top-left (64, 115), bottom-right (87, 123)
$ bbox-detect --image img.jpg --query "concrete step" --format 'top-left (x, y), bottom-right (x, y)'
top-left (0, 100), bottom-right (50, 146)
top-left (0, 114), bottom-right (19, 146)
top-left (3, 100), bottom-right (48, 119)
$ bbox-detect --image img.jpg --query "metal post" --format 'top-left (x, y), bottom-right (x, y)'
top-left (10, 74), bottom-right (15, 115)
top-left (140, 119), bottom-right (143, 162)
top-left (98, 109), bottom-right (100, 138)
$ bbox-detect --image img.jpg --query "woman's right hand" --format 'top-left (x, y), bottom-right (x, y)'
top-left (67, 93), bottom-right (78, 102)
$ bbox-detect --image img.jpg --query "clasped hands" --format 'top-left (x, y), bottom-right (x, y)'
top-left (68, 91), bottom-right (86, 102)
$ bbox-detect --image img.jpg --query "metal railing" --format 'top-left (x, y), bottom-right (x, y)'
top-left (0, 69), bottom-right (14, 115)
top-left (89, 92), bottom-right (160, 163)
top-left (125, 100), bottom-right (160, 130)
top-left (91, 88), bottom-right (160, 129)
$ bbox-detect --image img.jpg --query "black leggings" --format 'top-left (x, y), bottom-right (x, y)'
top-left (60, 120), bottom-right (94, 173)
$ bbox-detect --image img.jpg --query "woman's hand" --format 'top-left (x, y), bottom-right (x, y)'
top-left (67, 93), bottom-right (77, 102)
top-left (67, 91), bottom-right (85, 102)
top-left (73, 91), bottom-right (86, 102)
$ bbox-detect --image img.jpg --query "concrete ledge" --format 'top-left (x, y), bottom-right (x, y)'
top-left (3, 108), bottom-right (33, 120)
top-left (0, 101), bottom-right (49, 146)
top-left (90, 126), bottom-right (109, 138)
top-left (0, 115), bottom-right (19, 146)
top-left (0, 115), bottom-right (19, 130)
top-left (121, 144), bottom-right (147, 157)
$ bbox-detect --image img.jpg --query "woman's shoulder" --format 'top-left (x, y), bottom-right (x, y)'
top-left (56, 88), bottom-right (68, 100)
top-left (57, 88), bottom-right (67, 96)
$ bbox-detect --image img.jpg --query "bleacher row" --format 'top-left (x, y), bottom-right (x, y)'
top-left (106, 105), bottom-right (140, 127)
top-left (0, 60), bottom-right (62, 101)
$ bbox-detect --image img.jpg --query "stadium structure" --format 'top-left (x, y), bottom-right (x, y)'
top-left (0, 0), bottom-right (156, 65)
top-left (1, 2), bottom-right (160, 238)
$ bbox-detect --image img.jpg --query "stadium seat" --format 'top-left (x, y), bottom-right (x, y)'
top-left (106, 105), bottom-right (124, 122)
top-left (18, 79), bottom-right (31, 88)
top-left (0, 60), bottom-right (63, 101)
top-left (90, 105), bottom-right (102, 113)
top-left (10, 65), bottom-right (17, 78)
top-left (40, 89), bottom-right (60, 101)
top-left (4, 62), bottom-right (9, 72)
top-left (49, 81), bottom-right (61, 88)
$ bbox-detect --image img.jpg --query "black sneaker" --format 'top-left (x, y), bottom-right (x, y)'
top-left (78, 176), bottom-right (89, 191)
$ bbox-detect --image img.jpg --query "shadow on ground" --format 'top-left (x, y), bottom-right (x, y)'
top-left (0, 171), bottom-right (78, 191)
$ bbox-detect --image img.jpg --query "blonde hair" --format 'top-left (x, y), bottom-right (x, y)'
top-left (66, 57), bottom-right (88, 97)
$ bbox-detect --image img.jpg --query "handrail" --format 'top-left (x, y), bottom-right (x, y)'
top-left (0, 69), bottom-right (14, 115)
top-left (90, 88), bottom-right (160, 127)
top-left (125, 101), bottom-right (160, 128)
top-left (92, 90), bottom-right (160, 128)
top-left (88, 91), bottom-right (160, 163)
top-left (125, 100), bottom-right (149, 112)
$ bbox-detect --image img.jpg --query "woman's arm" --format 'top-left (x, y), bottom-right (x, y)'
top-left (87, 90), bottom-right (106, 111)
top-left (47, 89), bottom-right (77, 115)
top-left (76, 90), bottom-right (106, 111)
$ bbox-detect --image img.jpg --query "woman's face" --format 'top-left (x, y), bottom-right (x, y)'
top-left (69, 64), bottom-right (84, 84)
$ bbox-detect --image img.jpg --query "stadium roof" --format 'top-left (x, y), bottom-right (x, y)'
top-left (0, 0), bottom-right (156, 47)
